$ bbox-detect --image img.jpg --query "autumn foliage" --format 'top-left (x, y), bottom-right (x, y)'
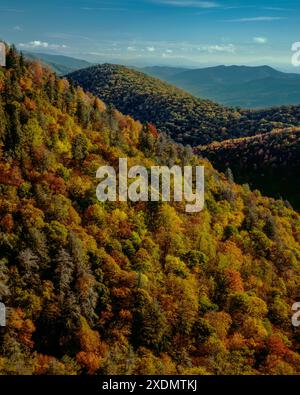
top-left (0, 46), bottom-right (300, 375)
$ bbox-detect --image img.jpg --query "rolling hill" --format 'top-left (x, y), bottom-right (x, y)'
top-left (68, 63), bottom-right (243, 146)
top-left (68, 64), bottom-right (300, 146)
top-left (142, 65), bottom-right (300, 109)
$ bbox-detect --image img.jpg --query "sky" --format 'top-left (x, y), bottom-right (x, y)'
top-left (1, 0), bottom-right (300, 70)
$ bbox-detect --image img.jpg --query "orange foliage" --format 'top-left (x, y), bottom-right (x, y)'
top-left (267, 335), bottom-right (289, 357)
top-left (9, 308), bottom-right (36, 348)
top-left (24, 96), bottom-right (36, 111)
top-left (0, 213), bottom-right (14, 232)
top-left (147, 123), bottom-right (159, 138)
top-left (76, 318), bottom-right (108, 374)
top-left (224, 268), bottom-right (244, 292)
top-left (32, 61), bottom-right (43, 84)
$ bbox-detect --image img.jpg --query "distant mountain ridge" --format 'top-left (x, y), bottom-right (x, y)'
top-left (142, 65), bottom-right (300, 108)
top-left (21, 52), bottom-right (300, 108)
top-left (23, 51), bottom-right (93, 75)
top-left (141, 66), bottom-right (190, 80)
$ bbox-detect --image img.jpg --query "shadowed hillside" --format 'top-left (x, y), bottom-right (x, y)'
top-left (198, 127), bottom-right (300, 209)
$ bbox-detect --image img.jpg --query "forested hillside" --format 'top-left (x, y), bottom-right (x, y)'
top-left (68, 64), bottom-right (300, 146)
top-left (198, 127), bottom-right (300, 210)
top-left (68, 63), bottom-right (241, 146)
top-left (1, 46), bottom-right (300, 375)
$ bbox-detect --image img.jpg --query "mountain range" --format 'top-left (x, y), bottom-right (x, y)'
top-left (22, 52), bottom-right (300, 109)
top-left (141, 65), bottom-right (300, 109)
top-left (67, 63), bottom-right (300, 207)
top-left (68, 63), bottom-right (300, 145)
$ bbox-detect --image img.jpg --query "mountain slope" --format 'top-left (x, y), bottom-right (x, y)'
top-left (68, 63), bottom-right (243, 146)
top-left (1, 46), bottom-right (300, 375)
top-left (0, 44), bottom-right (300, 375)
top-left (198, 127), bottom-right (300, 209)
top-left (143, 65), bottom-right (300, 108)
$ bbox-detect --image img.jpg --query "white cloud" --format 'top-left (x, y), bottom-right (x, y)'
top-left (262, 6), bottom-right (291, 11)
top-left (154, 0), bottom-right (219, 8)
top-left (13, 25), bottom-right (22, 31)
top-left (162, 49), bottom-right (175, 57)
top-left (253, 37), bottom-right (268, 44)
top-left (18, 41), bottom-right (67, 49)
top-left (198, 44), bottom-right (236, 53)
top-left (147, 46), bottom-right (156, 52)
top-left (0, 8), bottom-right (23, 13)
top-left (127, 46), bottom-right (137, 51)
top-left (226, 16), bottom-right (284, 22)
top-left (19, 41), bottom-right (49, 48)
top-left (80, 7), bottom-right (126, 11)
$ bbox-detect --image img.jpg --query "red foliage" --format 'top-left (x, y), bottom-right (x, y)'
top-left (0, 164), bottom-right (24, 187)
top-left (0, 213), bottom-right (14, 232)
top-left (147, 123), bottom-right (159, 138)
top-left (43, 173), bottom-right (67, 194)
top-left (267, 334), bottom-right (289, 357)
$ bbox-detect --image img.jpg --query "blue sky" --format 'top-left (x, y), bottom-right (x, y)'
top-left (1, 0), bottom-right (300, 70)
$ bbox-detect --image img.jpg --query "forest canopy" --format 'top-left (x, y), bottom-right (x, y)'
top-left (0, 45), bottom-right (300, 375)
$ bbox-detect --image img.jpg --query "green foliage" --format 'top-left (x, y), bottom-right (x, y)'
top-left (72, 133), bottom-right (89, 161)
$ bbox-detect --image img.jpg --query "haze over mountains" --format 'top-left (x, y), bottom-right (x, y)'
top-left (141, 65), bottom-right (300, 109)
